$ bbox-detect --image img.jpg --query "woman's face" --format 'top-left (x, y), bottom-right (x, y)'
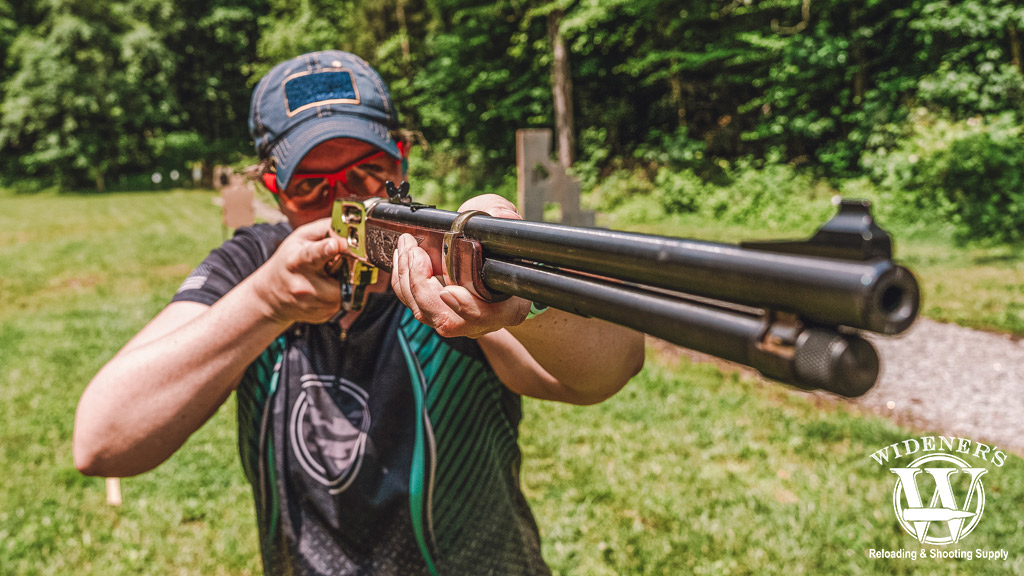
top-left (279, 138), bottom-right (404, 227)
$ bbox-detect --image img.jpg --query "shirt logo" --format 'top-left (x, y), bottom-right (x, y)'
top-left (289, 375), bottom-right (370, 494)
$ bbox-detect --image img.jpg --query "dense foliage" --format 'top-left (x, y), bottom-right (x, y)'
top-left (1, 0), bottom-right (1022, 240)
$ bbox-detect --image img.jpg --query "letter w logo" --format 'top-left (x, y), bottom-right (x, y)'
top-left (891, 459), bottom-right (987, 545)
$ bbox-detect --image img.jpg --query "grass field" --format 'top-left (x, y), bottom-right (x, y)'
top-left (1, 189), bottom-right (1022, 575)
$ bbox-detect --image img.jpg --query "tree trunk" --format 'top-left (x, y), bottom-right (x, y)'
top-left (669, 72), bottom-right (686, 127)
top-left (395, 0), bottom-right (412, 71)
top-left (851, 2), bottom-right (866, 105)
top-left (1010, 23), bottom-right (1023, 76)
top-left (548, 9), bottom-right (575, 169)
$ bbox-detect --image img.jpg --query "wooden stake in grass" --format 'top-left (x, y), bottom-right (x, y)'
top-left (106, 477), bottom-right (122, 506)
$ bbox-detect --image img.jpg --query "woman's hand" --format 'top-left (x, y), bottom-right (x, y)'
top-left (249, 218), bottom-right (348, 326)
top-left (390, 194), bottom-right (531, 338)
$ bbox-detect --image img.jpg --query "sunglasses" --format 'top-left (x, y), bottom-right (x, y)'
top-left (262, 142), bottom-right (405, 211)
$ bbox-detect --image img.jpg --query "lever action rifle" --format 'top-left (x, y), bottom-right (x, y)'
top-left (330, 181), bottom-right (919, 399)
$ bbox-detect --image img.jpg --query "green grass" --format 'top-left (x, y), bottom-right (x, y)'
top-left (1, 188), bottom-right (1022, 574)
top-left (899, 239), bottom-right (1024, 334)
top-left (0, 189), bottom-right (260, 575)
top-left (523, 352), bottom-right (1024, 575)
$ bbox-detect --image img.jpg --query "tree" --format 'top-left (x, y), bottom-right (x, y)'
top-left (911, 0), bottom-right (1024, 118)
top-left (3, 0), bottom-right (1023, 189)
top-left (255, 0), bottom-right (378, 78)
top-left (0, 0), bottom-right (180, 190)
top-left (736, 0), bottom-right (925, 174)
top-left (399, 0), bottom-right (551, 177)
top-left (167, 0), bottom-right (265, 155)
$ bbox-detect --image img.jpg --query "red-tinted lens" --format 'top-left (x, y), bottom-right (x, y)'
top-left (283, 177), bottom-right (333, 210)
top-left (262, 173), bottom-right (279, 194)
top-left (271, 148), bottom-right (404, 210)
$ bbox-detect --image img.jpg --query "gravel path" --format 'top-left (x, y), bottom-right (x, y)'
top-left (860, 318), bottom-right (1024, 456)
top-left (648, 318), bottom-right (1024, 456)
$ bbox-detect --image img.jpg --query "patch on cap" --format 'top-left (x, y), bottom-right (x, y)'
top-left (283, 69), bottom-right (361, 117)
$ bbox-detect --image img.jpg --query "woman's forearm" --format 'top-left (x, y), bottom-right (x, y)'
top-left (481, 309), bottom-right (645, 405)
top-left (73, 279), bottom-right (290, 477)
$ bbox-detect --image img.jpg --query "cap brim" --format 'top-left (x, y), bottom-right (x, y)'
top-left (271, 115), bottom-right (401, 190)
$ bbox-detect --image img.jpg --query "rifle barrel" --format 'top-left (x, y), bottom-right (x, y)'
top-left (369, 203), bottom-right (918, 335)
top-left (482, 259), bottom-right (878, 397)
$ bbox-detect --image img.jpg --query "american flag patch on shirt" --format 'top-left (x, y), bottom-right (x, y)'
top-left (177, 262), bottom-right (212, 293)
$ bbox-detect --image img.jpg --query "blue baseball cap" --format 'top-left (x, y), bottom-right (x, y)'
top-left (248, 51), bottom-right (402, 190)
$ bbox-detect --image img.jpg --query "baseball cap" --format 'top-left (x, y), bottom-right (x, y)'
top-left (249, 50), bottom-right (402, 190)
